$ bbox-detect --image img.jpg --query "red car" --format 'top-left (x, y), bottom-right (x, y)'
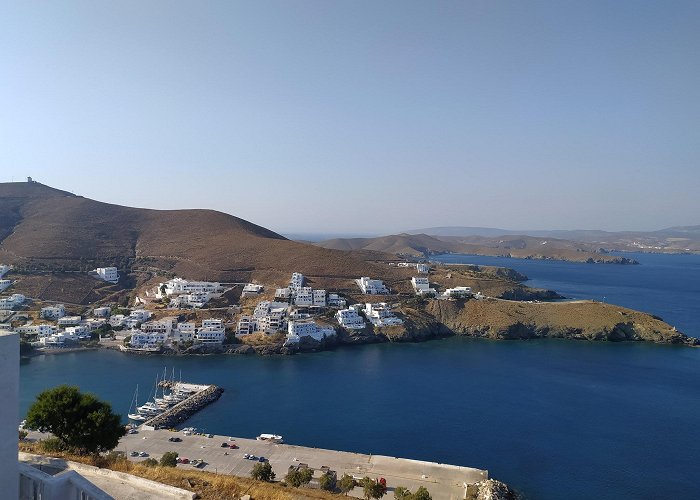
top-left (177, 458), bottom-right (190, 464)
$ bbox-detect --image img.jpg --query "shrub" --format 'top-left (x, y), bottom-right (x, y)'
top-left (40, 437), bottom-right (68, 453)
top-left (160, 451), bottom-right (178, 467)
top-left (142, 458), bottom-right (158, 467)
top-left (285, 467), bottom-right (313, 487)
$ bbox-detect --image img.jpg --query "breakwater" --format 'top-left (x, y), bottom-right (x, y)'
top-left (144, 383), bottom-right (224, 429)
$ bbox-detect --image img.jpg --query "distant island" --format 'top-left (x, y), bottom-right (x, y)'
top-left (1, 180), bottom-right (696, 361)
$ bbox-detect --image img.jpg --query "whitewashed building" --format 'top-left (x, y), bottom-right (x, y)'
top-left (15, 324), bottom-right (56, 337)
top-left (416, 263), bottom-right (430, 273)
top-left (328, 293), bottom-right (347, 308)
top-left (0, 264), bottom-right (10, 278)
top-left (158, 277), bottom-right (222, 297)
top-left (41, 304), bottom-right (66, 320)
top-left (141, 320), bottom-right (173, 335)
top-left (357, 277), bottom-right (390, 295)
top-left (173, 322), bottom-right (196, 342)
top-left (294, 287), bottom-right (314, 306)
top-left (57, 316), bottom-right (81, 327)
top-left (63, 326), bottom-right (90, 340)
top-left (0, 294), bottom-right (25, 310)
top-left (129, 309), bottom-right (152, 322)
top-left (109, 314), bottom-right (126, 328)
top-left (241, 283), bottom-right (264, 297)
top-left (442, 286), bottom-right (472, 299)
top-left (236, 316), bottom-right (256, 335)
top-left (364, 302), bottom-right (404, 327)
top-left (92, 307), bottom-right (111, 318)
top-left (411, 276), bottom-right (437, 296)
top-left (0, 279), bottom-right (11, 292)
top-left (290, 272), bottom-right (305, 292)
top-left (94, 267), bottom-right (119, 283)
top-left (285, 320), bottom-right (336, 345)
top-left (335, 308), bottom-right (367, 329)
top-left (129, 330), bottom-right (167, 349)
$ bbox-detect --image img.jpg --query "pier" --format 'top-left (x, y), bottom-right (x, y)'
top-left (142, 383), bottom-right (224, 429)
top-left (117, 428), bottom-right (487, 500)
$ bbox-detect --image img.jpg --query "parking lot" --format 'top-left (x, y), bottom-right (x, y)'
top-left (117, 428), bottom-right (488, 500)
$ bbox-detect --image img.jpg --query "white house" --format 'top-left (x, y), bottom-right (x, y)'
top-left (129, 309), bottom-right (152, 322)
top-left (312, 289), bottom-right (327, 307)
top-left (364, 302), bottom-right (404, 327)
top-left (241, 283), bottom-right (264, 297)
top-left (0, 294), bottom-right (26, 310)
top-left (411, 277), bottom-right (437, 296)
top-left (92, 307), bottom-right (110, 318)
top-left (173, 322), bottom-right (196, 342)
top-left (196, 325), bottom-right (225, 344)
top-left (94, 267), bottom-right (119, 283)
top-left (327, 293), bottom-right (347, 308)
top-left (129, 330), bottom-right (167, 349)
top-left (357, 277), bottom-right (390, 295)
top-left (0, 279), bottom-right (11, 292)
top-left (236, 316), bottom-right (256, 335)
top-left (202, 319), bottom-right (224, 330)
top-left (335, 308), bottom-right (367, 329)
top-left (285, 320), bottom-right (336, 345)
top-left (15, 324), bottom-right (56, 337)
top-left (294, 287), bottom-right (314, 306)
top-left (158, 277), bottom-right (222, 297)
top-left (442, 286), bottom-right (472, 299)
top-left (41, 304), bottom-right (66, 320)
top-left (416, 263), bottom-right (430, 273)
top-left (63, 325), bottom-right (90, 340)
top-left (275, 288), bottom-right (291, 300)
top-left (141, 320), bottom-right (173, 335)
top-left (289, 272), bottom-right (305, 292)
top-left (0, 264), bottom-right (10, 278)
top-left (57, 316), bottom-right (81, 327)
top-left (109, 314), bottom-right (126, 327)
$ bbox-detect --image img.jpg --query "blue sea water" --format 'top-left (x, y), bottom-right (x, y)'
top-left (19, 252), bottom-right (700, 500)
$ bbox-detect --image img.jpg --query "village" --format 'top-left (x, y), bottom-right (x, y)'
top-left (0, 263), bottom-right (482, 355)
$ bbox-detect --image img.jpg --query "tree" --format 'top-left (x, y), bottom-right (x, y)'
top-left (360, 477), bottom-right (386, 500)
top-left (286, 467), bottom-right (313, 487)
top-left (25, 385), bottom-right (126, 454)
top-left (251, 462), bottom-right (275, 482)
top-left (160, 451), bottom-right (178, 467)
top-left (319, 471), bottom-right (337, 491)
top-left (142, 458), bottom-right (158, 467)
top-left (338, 474), bottom-right (356, 495)
top-left (394, 487), bottom-right (411, 500)
top-left (412, 486), bottom-right (431, 500)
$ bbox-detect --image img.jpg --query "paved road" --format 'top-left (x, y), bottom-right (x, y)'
top-left (117, 428), bottom-right (487, 500)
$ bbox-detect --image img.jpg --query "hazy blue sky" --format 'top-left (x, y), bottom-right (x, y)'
top-left (2, 1), bottom-right (698, 235)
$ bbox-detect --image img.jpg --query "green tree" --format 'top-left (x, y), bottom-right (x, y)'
top-left (394, 487), bottom-right (411, 500)
top-left (411, 486), bottom-right (431, 500)
top-left (360, 477), bottom-right (386, 500)
top-left (251, 462), bottom-right (275, 482)
top-left (338, 474), bottom-right (356, 495)
top-left (142, 458), bottom-right (158, 467)
top-left (25, 385), bottom-right (126, 454)
top-left (160, 451), bottom-right (178, 467)
top-left (319, 471), bottom-right (337, 491)
top-left (286, 467), bottom-right (313, 487)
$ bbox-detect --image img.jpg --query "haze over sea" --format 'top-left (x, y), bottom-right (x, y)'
top-left (20, 252), bottom-right (700, 500)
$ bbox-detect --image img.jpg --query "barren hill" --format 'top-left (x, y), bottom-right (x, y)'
top-left (0, 182), bottom-right (396, 285)
top-left (317, 232), bottom-right (637, 264)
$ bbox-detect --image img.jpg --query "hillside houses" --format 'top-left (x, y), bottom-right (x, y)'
top-left (442, 286), bottom-right (472, 299)
top-left (0, 279), bottom-right (11, 292)
top-left (241, 283), bottom-right (264, 297)
top-left (154, 277), bottom-right (226, 308)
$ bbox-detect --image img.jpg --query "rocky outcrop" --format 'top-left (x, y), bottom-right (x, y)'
top-left (469, 479), bottom-right (519, 500)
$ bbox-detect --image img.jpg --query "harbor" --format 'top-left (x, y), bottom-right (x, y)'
top-left (127, 371), bottom-right (224, 429)
top-left (116, 428), bottom-right (488, 500)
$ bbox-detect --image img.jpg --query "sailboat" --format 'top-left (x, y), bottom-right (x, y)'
top-left (127, 385), bottom-right (147, 422)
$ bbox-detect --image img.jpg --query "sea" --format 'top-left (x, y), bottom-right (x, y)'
top-left (19, 252), bottom-right (700, 500)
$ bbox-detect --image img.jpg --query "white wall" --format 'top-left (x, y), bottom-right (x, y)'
top-left (0, 331), bottom-right (19, 500)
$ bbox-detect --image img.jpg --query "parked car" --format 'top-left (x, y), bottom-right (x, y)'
top-left (138, 452), bottom-right (148, 457)
top-left (221, 442), bottom-right (229, 447)
top-left (179, 458), bottom-right (190, 464)
top-left (228, 443), bottom-right (238, 449)
top-left (248, 455), bottom-right (257, 461)
top-left (130, 451), bottom-right (138, 457)
top-left (168, 436), bottom-right (182, 442)
top-left (258, 456), bottom-right (266, 462)
top-left (207, 433), bottom-right (213, 438)
top-left (128, 429), bottom-right (138, 434)
top-left (228, 437), bottom-right (235, 442)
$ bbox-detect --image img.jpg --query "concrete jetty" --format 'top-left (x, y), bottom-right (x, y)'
top-left (117, 428), bottom-right (488, 500)
top-left (143, 383), bottom-right (224, 429)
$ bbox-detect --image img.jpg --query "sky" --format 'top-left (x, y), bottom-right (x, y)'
top-left (1, 1), bottom-right (699, 235)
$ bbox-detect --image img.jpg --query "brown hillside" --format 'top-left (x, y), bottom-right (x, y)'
top-left (317, 232), bottom-right (637, 264)
top-left (0, 182), bottom-right (398, 285)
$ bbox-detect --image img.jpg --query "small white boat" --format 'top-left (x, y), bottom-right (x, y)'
top-left (128, 413), bottom-right (147, 422)
top-left (256, 434), bottom-right (283, 443)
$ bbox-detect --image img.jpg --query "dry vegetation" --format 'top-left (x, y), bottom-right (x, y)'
top-left (20, 442), bottom-right (337, 500)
